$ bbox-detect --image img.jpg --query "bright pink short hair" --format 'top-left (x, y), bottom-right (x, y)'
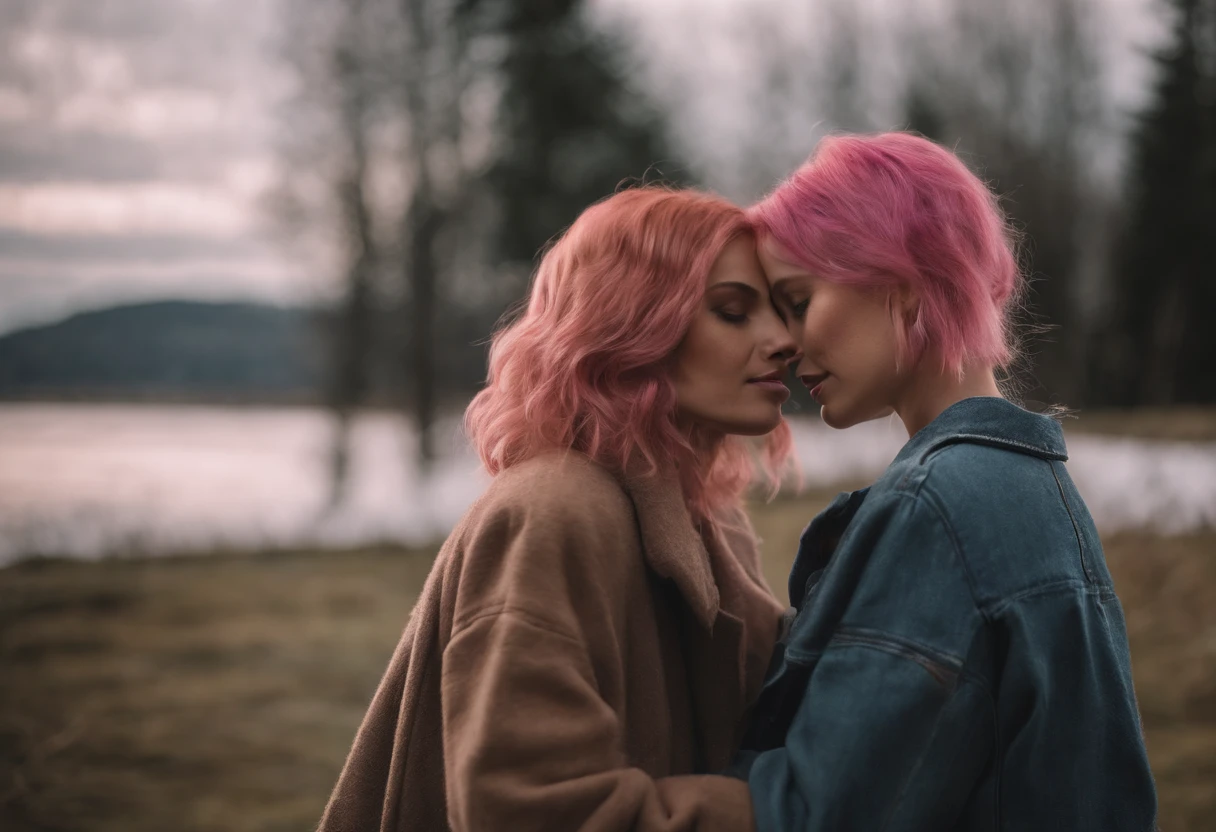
top-left (749, 132), bottom-right (1022, 374)
top-left (465, 186), bottom-right (792, 522)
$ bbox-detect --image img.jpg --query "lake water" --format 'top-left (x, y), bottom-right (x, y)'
top-left (1, 403), bottom-right (1214, 565)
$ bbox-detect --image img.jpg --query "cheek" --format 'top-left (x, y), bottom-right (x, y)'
top-left (677, 319), bottom-right (713, 371)
top-left (801, 302), bottom-right (841, 359)
top-left (674, 318), bottom-right (746, 397)
top-left (806, 292), bottom-right (898, 380)
top-left (846, 310), bottom-right (903, 391)
top-left (702, 327), bottom-right (751, 375)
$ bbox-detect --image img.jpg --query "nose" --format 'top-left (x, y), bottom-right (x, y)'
top-left (761, 316), bottom-right (802, 367)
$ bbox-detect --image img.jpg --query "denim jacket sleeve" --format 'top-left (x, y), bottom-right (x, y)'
top-left (742, 492), bottom-right (994, 831)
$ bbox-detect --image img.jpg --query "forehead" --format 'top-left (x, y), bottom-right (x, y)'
top-left (706, 235), bottom-right (765, 290)
top-left (756, 236), bottom-right (818, 297)
top-left (757, 235), bottom-right (807, 274)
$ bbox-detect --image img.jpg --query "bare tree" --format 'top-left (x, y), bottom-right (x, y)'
top-left (270, 0), bottom-right (396, 504)
top-left (395, 0), bottom-right (489, 471)
top-left (273, 0), bottom-right (680, 499)
top-left (725, 5), bottom-right (830, 201)
top-left (273, 0), bottom-right (500, 497)
top-left (327, 1), bottom-right (381, 504)
top-left (820, 0), bottom-right (869, 133)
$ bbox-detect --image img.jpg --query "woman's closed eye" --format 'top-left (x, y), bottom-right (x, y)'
top-left (714, 306), bottom-right (749, 324)
top-left (777, 295), bottom-right (809, 320)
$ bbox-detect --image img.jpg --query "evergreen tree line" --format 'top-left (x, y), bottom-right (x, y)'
top-left (1102, 0), bottom-right (1216, 405)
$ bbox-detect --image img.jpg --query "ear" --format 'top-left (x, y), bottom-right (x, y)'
top-left (887, 287), bottom-right (921, 372)
top-left (892, 285), bottom-right (920, 326)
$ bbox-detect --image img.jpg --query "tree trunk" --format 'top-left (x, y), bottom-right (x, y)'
top-left (1143, 277), bottom-right (1185, 405)
top-left (408, 198), bottom-right (441, 471)
top-left (327, 35), bottom-right (377, 507)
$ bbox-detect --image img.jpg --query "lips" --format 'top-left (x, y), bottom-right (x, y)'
top-left (749, 371), bottom-right (784, 384)
top-left (799, 372), bottom-right (829, 401)
top-left (747, 371), bottom-right (791, 401)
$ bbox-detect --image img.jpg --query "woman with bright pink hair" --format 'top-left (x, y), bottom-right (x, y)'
top-left (731, 133), bottom-right (1156, 830)
top-left (319, 186), bottom-right (801, 832)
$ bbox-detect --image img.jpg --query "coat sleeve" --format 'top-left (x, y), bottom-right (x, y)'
top-left (739, 493), bottom-right (994, 831)
top-left (440, 481), bottom-right (755, 832)
top-left (443, 610), bottom-right (754, 831)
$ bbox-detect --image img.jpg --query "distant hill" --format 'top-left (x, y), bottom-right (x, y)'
top-left (0, 301), bottom-right (326, 401)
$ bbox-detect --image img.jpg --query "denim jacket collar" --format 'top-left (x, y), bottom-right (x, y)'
top-left (788, 487), bottom-right (870, 608)
top-left (894, 396), bottom-right (1068, 466)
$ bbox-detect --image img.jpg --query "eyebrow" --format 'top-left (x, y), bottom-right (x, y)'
top-left (706, 281), bottom-right (761, 299)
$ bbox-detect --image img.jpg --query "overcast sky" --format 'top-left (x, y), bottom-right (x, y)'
top-left (0, 0), bottom-right (297, 333)
top-left (0, 0), bottom-right (1167, 334)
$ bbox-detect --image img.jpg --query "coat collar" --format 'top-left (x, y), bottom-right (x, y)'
top-left (618, 468), bottom-right (721, 630)
top-left (894, 396), bottom-right (1068, 466)
top-left (619, 464), bottom-right (782, 770)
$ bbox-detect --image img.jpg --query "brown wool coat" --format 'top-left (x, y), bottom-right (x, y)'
top-left (318, 452), bottom-right (782, 832)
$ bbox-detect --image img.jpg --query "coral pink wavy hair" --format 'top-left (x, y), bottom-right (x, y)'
top-left (465, 186), bottom-right (791, 523)
top-left (750, 132), bottom-right (1022, 375)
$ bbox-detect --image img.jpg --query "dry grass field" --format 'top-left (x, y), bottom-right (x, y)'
top-left (1, 486), bottom-right (1212, 831)
top-left (4, 402), bottom-right (1216, 831)
top-left (1066, 406), bottom-right (1216, 442)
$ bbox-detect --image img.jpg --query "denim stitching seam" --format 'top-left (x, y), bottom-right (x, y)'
top-left (1050, 459), bottom-right (1093, 583)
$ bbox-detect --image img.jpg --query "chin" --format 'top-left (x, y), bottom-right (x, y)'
top-left (821, 401), bottom-right (890, 431)
top-left (819, 406), bottom-right (853, 430)
top-left (819, 401), bottom-right (872, 431)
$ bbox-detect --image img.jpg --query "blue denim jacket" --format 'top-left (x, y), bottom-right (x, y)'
top-left (734, 397), bottom-right (1157, 830)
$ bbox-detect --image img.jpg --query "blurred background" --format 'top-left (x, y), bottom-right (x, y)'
top-left (0, 0), bottom-right (1214, 829)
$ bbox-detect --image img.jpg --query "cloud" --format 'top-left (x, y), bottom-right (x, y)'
top-left (0, 0), bottom-right (283, 93)
top-left (0, 229), bottom-right (264, 262)
top-left (0, 124), bottom-right (165, 183)
top-left (0, 0), bottom-right (303, 332)
top-left (0, 182), bottom-right (263, 236)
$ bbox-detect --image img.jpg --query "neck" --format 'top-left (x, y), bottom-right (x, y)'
top-left (676, 413), bottom-right (727, 451)
top-left (894, 363), bottom-right (1003, 438)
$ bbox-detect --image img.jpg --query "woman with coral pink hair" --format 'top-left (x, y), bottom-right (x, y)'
top-left (729, 133), bottom-right (1156, 830)
top-left (319, 186), bottom-right (801, 832)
